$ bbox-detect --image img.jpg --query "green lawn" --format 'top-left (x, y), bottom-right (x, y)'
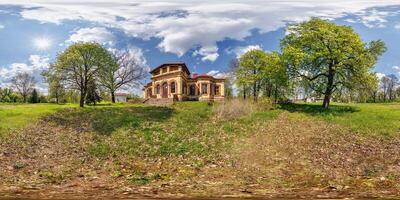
top-left (2, 101), bottom-right (400, 195)
top-left (281, 102), bottom-right (400, 137)
top-left (0, 103), bottom-right (76, 136)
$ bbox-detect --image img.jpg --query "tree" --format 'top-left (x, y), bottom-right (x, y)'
top-left (98, 49), bottom-right (147, 103)
top-left (381, 76), bottom-right (390, 102)
top-left (260, 52), bottom-right (288, 103)
top-left (85, 78), bottom-right (101, 105)
top-left (30, 89), bottom-right (39, 103)
top-left (51, 42), bottom-right (115, 107)
top-left (237, 49), bottom-right (267, 102)
top-left (0, 88), bottom-right (17, 102)
top-left (281, 18), bottom-right (386, 109)
top-left (42, 68), bottom-right (65, 104)
top-left (386, 74), bottom-right (398, 101)
top-left (11, 72), bottom-right (36, 103)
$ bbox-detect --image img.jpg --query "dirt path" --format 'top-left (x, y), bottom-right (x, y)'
top-left (1, 112), bottom-right (400, 199)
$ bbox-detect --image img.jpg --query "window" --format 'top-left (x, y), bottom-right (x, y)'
top-left (169, 65), bottom-right (179, 71)
top-left (170, 82), bottom-right (176, 93)
top-left (201, 83), bottom-right (208, 95)
top-left (182, 82), bottom-right (187, 95)
top-left (215, 85), bottom-right (220, 96)
top-left (189, 85), bottom-right (196, 95)
top-left (156, 84), bottom-right (160, 94)
top-left (162, 67), bottom-right (168, 73)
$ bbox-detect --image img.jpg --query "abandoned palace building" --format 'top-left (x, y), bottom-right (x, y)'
top-left (143, 63), bottom-right (225, 104)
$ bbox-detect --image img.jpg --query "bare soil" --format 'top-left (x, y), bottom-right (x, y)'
top-left (1, 112), bottom-right (400, 199)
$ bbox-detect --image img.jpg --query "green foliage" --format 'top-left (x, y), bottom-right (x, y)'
top-left (39, 95), bottom-right (48, 103)
top-left (29, 89), bottom-right (39, 103)
top-left (236, 49), bottom-right (288, 102)
top-left (42, 68), bottom-right (65, 104)
top-left (0, 88), bottom-right (20, 103)
top-left (85, 78), bottom-right (102, 105)
top-left (281, 18), bottom-right (386, 108)
top-left (52, 42), bottom-right (115, 107)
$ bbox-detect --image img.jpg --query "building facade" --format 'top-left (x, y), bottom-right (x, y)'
top-left (115, 93), bottom-right (127, 103)
top-left (143, 63), bottom-right (225, 102)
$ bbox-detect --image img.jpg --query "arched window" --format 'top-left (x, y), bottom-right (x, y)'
top-left (156, 84), bottom-right (160, 94)
top-left (170, 82), bottom-right (176, 93)
top-left (189, 84), bottom-right (196, 95)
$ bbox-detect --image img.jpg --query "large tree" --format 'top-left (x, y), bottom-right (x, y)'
top-left (11, 72), bottom-right (36, 103)
top-left (237, 49), bottom-right (267, 102)
top-left (281, 18), bottom-right (386, 109)
top-left (52, 42), bottom-right (115, 107)
top-left (98, 49), bottom-right (147, 103)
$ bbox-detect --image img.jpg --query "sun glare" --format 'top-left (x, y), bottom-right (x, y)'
top-left (34, 37), bottom-right (52, 50)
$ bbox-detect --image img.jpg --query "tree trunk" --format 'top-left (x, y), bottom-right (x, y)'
top-left (253, 81), bottom-right (257, 102)
top-left (80, 89), bottom-right (85, 108)
top-left (243, 85), bottom-right (246, 100)
top-left (322, 70), bottom-right (335, 109)
top-left (111, 91), bottom-right (115, 103)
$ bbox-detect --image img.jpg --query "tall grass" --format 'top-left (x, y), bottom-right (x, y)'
top-left (212, 98), bottom-right (273, 121)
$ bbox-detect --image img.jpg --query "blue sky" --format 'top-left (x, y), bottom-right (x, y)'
top-left (0, 1), bottom-right (400, 94)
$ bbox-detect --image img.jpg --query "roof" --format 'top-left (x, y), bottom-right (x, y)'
top-left (150, 62), bottom-right (190, 75)
top-left (115, 93), bottom-right (128, 96)
top-left (192, 74), bottom-right (225, 80)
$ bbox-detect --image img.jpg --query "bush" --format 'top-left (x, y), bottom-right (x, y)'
top-left (211, 99), bottom-right (255, 121)
top-left (128, 97), bottom-right (144, 104)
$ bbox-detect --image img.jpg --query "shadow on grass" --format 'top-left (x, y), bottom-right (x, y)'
top-left (280, 103), bottom-right (360, 117)
top-left (45, 106), bottom-right (174, 136)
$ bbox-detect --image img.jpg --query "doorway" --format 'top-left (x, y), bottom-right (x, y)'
top-left (162, 82), bottom-right (168, 98)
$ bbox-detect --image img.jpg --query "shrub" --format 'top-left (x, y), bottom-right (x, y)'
top-left (128, 97), bottom-right (144, 104)
top-left (213, 99), bottom-right (249, 121)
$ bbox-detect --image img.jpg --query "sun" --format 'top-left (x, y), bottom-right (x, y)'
top-left (34, 37), bottom-right (52, 50)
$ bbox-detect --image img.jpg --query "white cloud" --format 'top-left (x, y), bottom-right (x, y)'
top-left (0, 24), bottom-right (4, 29)
top-left (0, 55), bottom-right (50, 93)
top-left (3, 1), bottom-right (400, 62)
top-left (228, 44), bottom-right (262, 58)
top-left (393, 66), bottom-right (400, 76)
top-left (376, 72), bottom-right (386, 79)
top-left (206, 70), bottom-right (231, 79)
top-left (193, 46), bottom-right (219, 62)
top-left (395, 24), bottom-right (400, 29)
top-left (66, 27), bottom-right (115, 46)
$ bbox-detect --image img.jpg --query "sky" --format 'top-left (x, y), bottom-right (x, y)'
top-left (0, 0), bottom-right (400, 95)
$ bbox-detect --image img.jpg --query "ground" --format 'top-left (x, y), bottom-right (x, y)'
top-left (0, 101), bottom-right (399, 199)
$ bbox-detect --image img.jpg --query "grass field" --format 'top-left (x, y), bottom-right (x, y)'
top-left (1, 102), bottom-right (398, 137)
top-left (281, 102), bottom-right (400, 137)
top-left (1, 101), bottom-right (400, 198)
top-left (0, 103), bottom-right (76, 136)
